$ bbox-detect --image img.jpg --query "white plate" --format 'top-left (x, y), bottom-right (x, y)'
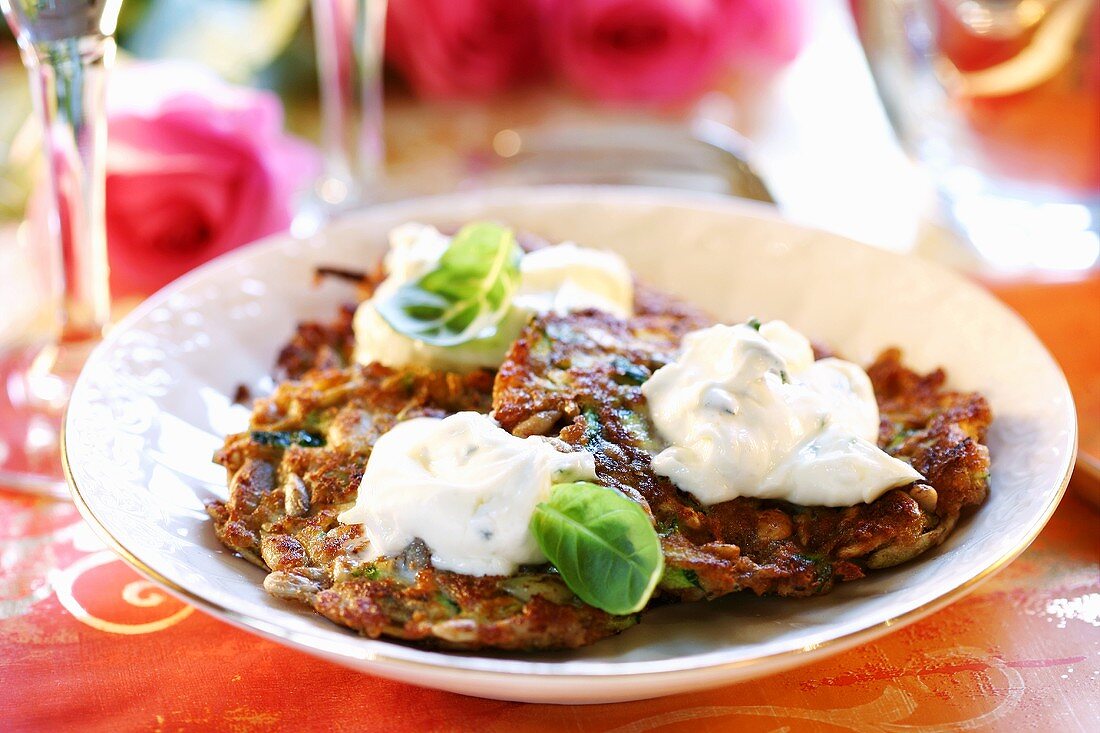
top-left (63, 186), bottom-right (1076, 704)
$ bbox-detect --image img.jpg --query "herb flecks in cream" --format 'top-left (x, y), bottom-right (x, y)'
top-left (337, 412), bottom-right (597, 576)
top-left (642, 320), bottom-right (924, 507)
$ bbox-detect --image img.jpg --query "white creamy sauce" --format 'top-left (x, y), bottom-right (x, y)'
top-left (353, 224), bottom-right (634, 371)
top-left (642, 320), bottom-right (923, 507)
top-left (514, 242), bottom-right (633, 318)
top-left (337, 411), bottom-right (597, 576)
top-left (344, 230), bottom-right (924, 575)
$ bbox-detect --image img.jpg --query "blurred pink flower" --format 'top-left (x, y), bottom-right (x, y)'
top-left (721, 0), bottom-right (807, 66)
top-left (386, 0), bottom-right (545, 99)
top-left (542, 0), bottom-right (806, 104)
top-left (102, 62), bottom-right (319, 296)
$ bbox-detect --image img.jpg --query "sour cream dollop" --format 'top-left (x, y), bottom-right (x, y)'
top-left (337, 411), bottom-right (597, 576)
top-left (353, 224), bottom-right (634, 371)
top-left (514, 242), bottom-right (633, 318)
top-left (641, 320), bottom-right (923, 507)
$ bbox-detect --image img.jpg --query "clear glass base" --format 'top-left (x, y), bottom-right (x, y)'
top-left (936, 168), bottom-right (1100, 273)
top-left (0, 339), bottom-right (93, 499)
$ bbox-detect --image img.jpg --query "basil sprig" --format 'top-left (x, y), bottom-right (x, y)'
top-left (376, 222), bottom-right (522, 346)
top-left (530, 481), bottom-right (664, 615)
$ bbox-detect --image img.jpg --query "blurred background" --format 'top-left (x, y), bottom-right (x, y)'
top-left (0, 0), bottom-right (1096, 493)
top-left (2, 0), bottom-right (1096, 296)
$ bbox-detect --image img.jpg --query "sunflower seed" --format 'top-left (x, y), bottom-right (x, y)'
top-left (431, 618), bottom-right (478, 644)
top-left (909, 484), bottom-right (938, 513)
top-left (263, 571), bottom-right (321, 602)
top-left (283, 472), bottom-right (310, 517)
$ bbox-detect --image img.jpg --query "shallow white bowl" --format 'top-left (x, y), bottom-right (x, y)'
top-left (63, 187), bottom-right (1076, 704)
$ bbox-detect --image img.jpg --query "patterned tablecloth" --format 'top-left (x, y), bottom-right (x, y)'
top-left (1, 278), bottom-right (1097, 732)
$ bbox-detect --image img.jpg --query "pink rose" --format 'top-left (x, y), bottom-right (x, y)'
top-left (542, 0), bottom-right (806, 104)
top-left (102, 62), bottom-right (319, 296)
top-left (721, 0), bottom-right (806, 66)
top-left (386, 0), bottom-right (545, 99)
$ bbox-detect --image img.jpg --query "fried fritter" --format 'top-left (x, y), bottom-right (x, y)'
top-left (493, 312), bottom-right (992, 601)
top-left (211, 284), bottom-right (707, 649)
top-left (271, 276), bottom-right (708, 382)
top-left (209, 360), bottom-right (636, 650)
top-left (274, 302), bottom-right (358, 380)
top-left (210, 292), bottom-right (991, 650)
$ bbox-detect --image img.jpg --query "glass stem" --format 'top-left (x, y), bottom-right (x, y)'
top-left (311, 0), bottom-right (387, 204)
top-left (23, 34), bottom-right (113, 346)
top-left (356, 0), bottom-right (387, 192)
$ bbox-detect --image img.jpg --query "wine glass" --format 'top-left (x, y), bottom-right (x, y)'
top-left (855, 0), bottom-right (1099, 272)
top-left (0, 0), bottom-right (122, 496)
top-left (294, 0), bottom-right (388, 235)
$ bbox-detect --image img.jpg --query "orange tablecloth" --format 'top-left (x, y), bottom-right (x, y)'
top-left (2, 278), bottom-right (1097, 732)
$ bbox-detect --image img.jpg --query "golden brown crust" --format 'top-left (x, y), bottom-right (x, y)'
top-left (209, 275), bottom-right (991, 650)
top-left (492, 312), bottom-right (992, 601)
top-left (868, 349), bottom-right (992, 518)
top-left (312, 558), bottom-right (632, 649)
top-left (275, 303), bottom-right (358, 380)
top-left (209, 362), bottom-right (634, 650)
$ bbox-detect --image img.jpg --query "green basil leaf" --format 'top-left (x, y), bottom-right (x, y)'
top-left (530, 481), bottom-right (664, 615)
top-left (376, 221), bottom-right (522, 346)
